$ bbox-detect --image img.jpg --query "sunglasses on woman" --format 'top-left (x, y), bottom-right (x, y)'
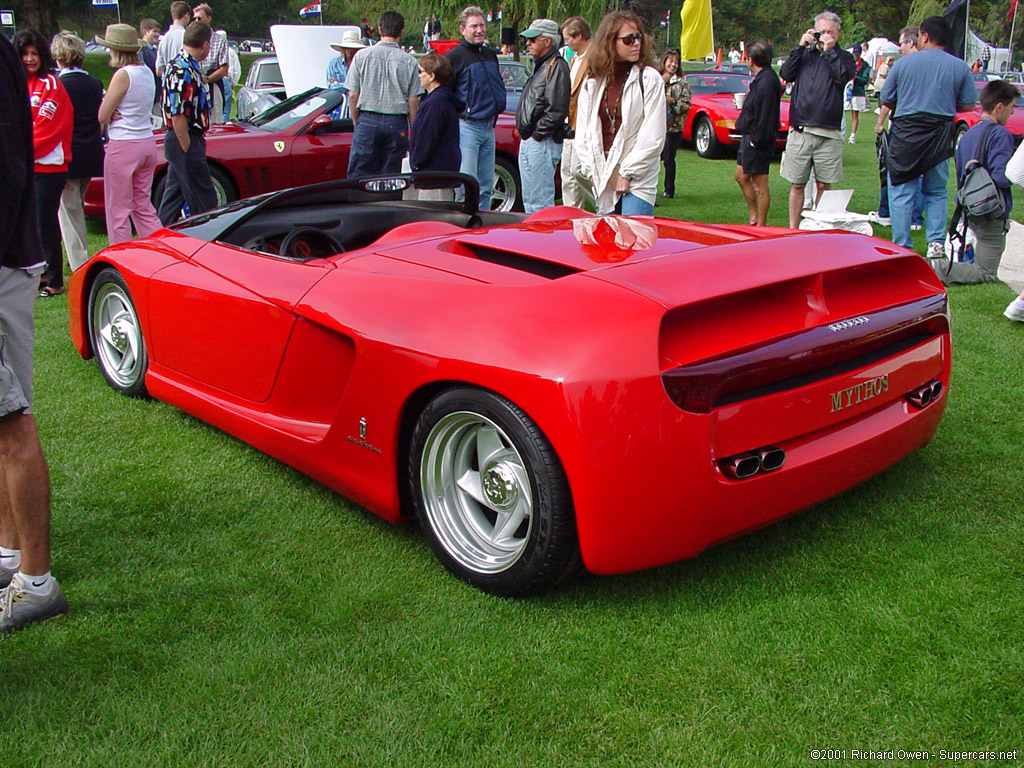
top-left (616, 33), bottom-right (643, 45)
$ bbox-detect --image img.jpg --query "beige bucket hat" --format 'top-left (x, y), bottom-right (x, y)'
top-left (95, 23), bottom-right (146, 52)
top-left (330, 29), bottom-right (368, 53)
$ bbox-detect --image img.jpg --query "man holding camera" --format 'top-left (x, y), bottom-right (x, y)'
top-left (779, 11), bottom-right (855, 229)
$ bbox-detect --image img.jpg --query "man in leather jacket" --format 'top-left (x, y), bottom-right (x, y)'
top-left (516, 19), bottom-right (570, 213)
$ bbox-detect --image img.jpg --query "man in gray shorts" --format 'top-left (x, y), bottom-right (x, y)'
top-left (0, 34), bottom-right (66, 632)
top-left (779, 10), bottom-right (856, 229)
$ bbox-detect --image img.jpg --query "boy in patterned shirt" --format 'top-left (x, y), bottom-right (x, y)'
top-left (158, 20), bottom-right (217, 224)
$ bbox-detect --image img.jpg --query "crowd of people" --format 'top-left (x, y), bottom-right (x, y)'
top-left (1, 8), bottom-right (1023, 631)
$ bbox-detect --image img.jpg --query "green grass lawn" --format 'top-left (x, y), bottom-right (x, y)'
top-left (4, 118), bottom-right (1023, 767)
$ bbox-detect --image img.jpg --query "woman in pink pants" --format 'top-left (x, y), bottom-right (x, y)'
top-left (96, 23), bottom-right (162, 244)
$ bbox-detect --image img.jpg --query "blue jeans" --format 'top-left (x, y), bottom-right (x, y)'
top-left (879, 177), bottom-right (923, 225)
top-left (347, 112), bottom-right (410, 178)
top-left (889, 159), bottom-right (949, 248)
top-left (614, 193), bottom-right (654, 216)
top-left (459, 118), bottom-right (495, 209)
top-left (223, 86), bottom-right (232, 122)
top-left (518, 136), bottom-right (561, 213)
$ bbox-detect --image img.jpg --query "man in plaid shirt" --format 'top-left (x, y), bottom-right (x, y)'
top-left (192, 3), bottom-right (229, 123)
top-left (158, 20), bottom-right (217, 223)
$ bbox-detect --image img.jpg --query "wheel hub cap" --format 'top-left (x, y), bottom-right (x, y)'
top-left (110, 321), bottom-right (130, 353)
top-left (482, 462), bottom-right (519, 510)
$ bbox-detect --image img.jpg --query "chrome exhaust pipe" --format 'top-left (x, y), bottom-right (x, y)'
top-left (907, 380), bottom-right (941, 409)
top-left (721, 453), bottom-right (761, 479)
top-left (757, 447), bottom-right (786, 472)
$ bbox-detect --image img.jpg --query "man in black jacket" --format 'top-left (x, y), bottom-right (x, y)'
top-left (446, 6), bottom-right (506, 209)
top-left (779, 11), bottom-right (856, 228)
top-left (0, 34), bottom-right (66, 632)
top-left (735, 41), bottom-right (781, 226)
top-left (516, 18), bottom-right (570, 213)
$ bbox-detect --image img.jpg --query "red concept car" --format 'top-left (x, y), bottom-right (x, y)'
top-left (682, 71), bottom-right (791, 158)
top-left (67, 173), bottom-right (951, 596)
top-left (955, 81), bottom-right (1024, 146)
top-left (84, 88), bottom-right (525, 214)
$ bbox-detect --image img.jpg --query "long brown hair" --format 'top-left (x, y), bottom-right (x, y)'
top-left (586, 10), bottom-right (655, 82)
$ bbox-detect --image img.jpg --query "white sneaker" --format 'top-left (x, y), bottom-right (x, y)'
top-left (927, 242), bottom-right (945, 260)
top-left (1004, 300), bottom-right (1024, 322)
top-left (868, 211), bottom-right (891, 226)
top-left (847, 135), bottom-right (856, 144)
top-left (911, 224), bottom-right (922, 231)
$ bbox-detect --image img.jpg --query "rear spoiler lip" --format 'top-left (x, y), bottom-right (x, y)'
top-left (662, 294), bottom-right (950, 414)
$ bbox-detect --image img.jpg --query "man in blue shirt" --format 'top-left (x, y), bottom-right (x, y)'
top-left (880, 16), bottom-right (975, 256)
top-left (940, 79), bottom-right (1017, 284)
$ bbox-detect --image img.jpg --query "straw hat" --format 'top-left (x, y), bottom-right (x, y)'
top-left (95, 23), bottom-right (146, 52)
top-left (330, 30), bottom-right (367, 53)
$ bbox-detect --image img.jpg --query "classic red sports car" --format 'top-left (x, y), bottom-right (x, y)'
top-left (67, 173), bottom-right (951, 596)
top-left (682, 71), bottom-right (791, 158)
top-left (955, 80), bottom-right (1024, 146)
top-left (84, 88), bottom-right (525, 214)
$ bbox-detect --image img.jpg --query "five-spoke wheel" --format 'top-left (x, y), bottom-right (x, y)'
top-left (89, 268), bottom-right (149, 397)
top-left (410, 389), bottom-right (580, 596)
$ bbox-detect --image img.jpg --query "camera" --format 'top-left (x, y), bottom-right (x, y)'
top-left (813, 31), bottom-right (821, 40)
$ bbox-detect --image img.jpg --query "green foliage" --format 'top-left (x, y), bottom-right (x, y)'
top-left (908, 0), bottom-right (947, 26)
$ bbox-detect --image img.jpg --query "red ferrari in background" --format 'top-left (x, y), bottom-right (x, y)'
top-left (68, 173), bottom-right (951, 596)
top-left (955, 80), bottom-right (1024, 146)
top-left (682, 71), bottom-right (791, 158)
top-left (84, 88), bottom-right (526, 214)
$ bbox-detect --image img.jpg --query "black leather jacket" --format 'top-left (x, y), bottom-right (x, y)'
top-left (516, 47), bottom-right (570, 141)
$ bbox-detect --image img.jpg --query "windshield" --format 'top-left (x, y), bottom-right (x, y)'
top-left (249, 88), bottom-right (343, 131)
top-left (684, 73), bottom-right (753, 95)
top-left (255, 61), bottom-right (282, 88)
top-left (500, 62), bottom-right (529, 89)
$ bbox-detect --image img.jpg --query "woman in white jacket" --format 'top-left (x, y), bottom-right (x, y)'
top-left (575, 10), bottom-right (666, 215)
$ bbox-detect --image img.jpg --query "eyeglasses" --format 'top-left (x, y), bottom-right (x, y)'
top-left (616, 33), bottom-right (643, 45)
top-left (899, 39), bottom-right (912, 46)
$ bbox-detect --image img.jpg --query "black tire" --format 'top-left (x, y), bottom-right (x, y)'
top-left (151, 165), bottom-right (237, 222)
top-left (88, 268), bottom-right (149, 398)
top-left (492, 155), bottom-right (523, 213)
top-left (694, 115), bottom-right (722, 159)
top-left (954, 122), bottom-right (969, 149)
top-left (409, 388), bottom-right (581, 596)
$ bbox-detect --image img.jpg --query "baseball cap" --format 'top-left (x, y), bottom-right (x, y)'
top-left (520, 19), bottom-right (560, 44)
top-left (852, 44), bottom-right (862, 55)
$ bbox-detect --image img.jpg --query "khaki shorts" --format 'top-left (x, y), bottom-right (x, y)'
top-left (0, 266), bottom-right (42, 417)
top-left (781, 129), bottom-right (844, 185)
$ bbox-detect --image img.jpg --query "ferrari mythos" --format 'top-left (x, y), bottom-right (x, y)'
top-left (68, 174), bottom-right (951, 596)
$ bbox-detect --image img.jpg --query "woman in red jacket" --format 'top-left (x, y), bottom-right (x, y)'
top-left (15, 29), bottom-right (74, 297)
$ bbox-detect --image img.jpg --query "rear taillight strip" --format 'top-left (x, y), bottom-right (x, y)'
top-left (662, 294), bottom-right (949, 414)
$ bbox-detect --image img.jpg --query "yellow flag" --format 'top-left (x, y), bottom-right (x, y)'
top-left (679, 0), bottom-right (713, 61)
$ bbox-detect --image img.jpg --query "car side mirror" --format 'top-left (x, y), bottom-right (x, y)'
top-left (310, 115), bottom-right (333, 134)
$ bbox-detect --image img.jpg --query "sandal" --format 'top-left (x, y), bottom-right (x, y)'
top-left (38, 287), bottom-right (64, 298)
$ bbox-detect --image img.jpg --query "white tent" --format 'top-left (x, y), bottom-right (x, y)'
top-left (965, 30), bottom-right (1011, 72)
top-left (864, 37), bottom-right (899, 72)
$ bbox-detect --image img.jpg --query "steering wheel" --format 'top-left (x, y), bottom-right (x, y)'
top-left (279, 227), bottom-right (344, 261)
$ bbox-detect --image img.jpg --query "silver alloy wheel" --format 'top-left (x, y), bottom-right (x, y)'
top-left (695, 118), bottom-right (712, 156)
top-left (491, 162), bottom-right (518, 213)
top-left (419, 411), bottom-right (534, 574)
top-left (92, 282), bottom-right (144, 390)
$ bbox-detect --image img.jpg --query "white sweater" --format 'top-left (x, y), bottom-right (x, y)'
top-left (575, 64), bottom-right (666, 214)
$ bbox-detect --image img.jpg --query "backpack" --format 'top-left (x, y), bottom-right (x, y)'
top-left (956, 121), bottom-right (1005, 219)
top-left (947, 121), bottom-right (1005, 267)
